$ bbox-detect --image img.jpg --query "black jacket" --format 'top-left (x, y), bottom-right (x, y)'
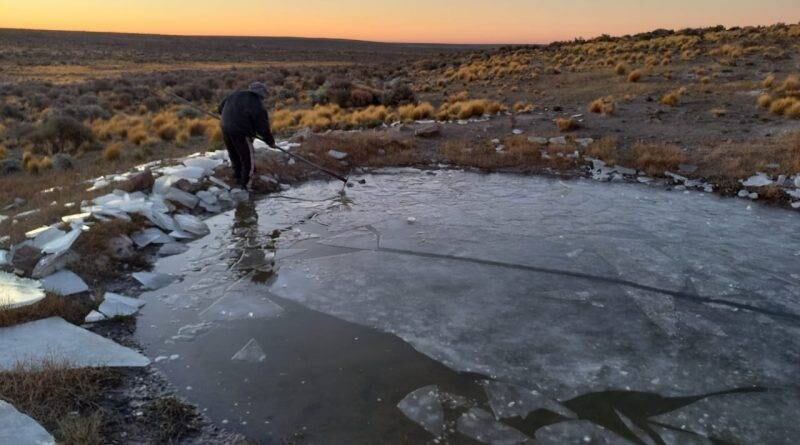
top-left (218, 91), bottom-right (275, 146)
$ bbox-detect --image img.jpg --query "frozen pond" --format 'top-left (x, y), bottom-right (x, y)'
top-left (136, 170), bottom-right (800, 444)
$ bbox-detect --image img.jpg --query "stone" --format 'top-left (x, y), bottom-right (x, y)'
top-left (121, 170), bottom-right (155, 193)
top-left (0, 271), bottom-right (45, 309)
top-left (0, 317), bottom-right (150, 370)
top-left (0, 400), bottom-right (55, 445)
top-left (10, 244), bottom-right (43, 276)
top-left (107, 235), bottom-right (135, 259)
top-left (415, 123), bottom-right (441, 138)
top-left (40, 269), bottom-right (89, 296)
top-left (549, 136), bottom-right (568, 145)
top-left (51, 153), bottom-right (75, 171)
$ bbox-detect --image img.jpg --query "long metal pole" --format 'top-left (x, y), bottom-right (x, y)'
top-left (166, 92), bottom-right (348, 183)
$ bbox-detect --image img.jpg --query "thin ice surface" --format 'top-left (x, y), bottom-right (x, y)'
top-left (0, 400), bottom-right (55, 445)
top-left (0, 317), bottom-right (150, 370)
top-left (456, 407), bottom-right (530, 445)
top-left (132, 272), bottom-right (178, 290)
top-left (0, 271), bottom-right (45, 309)
top-left (483, 380), bottom-right (574, 419)
top-left (397, 385), bottom-right (445, 437)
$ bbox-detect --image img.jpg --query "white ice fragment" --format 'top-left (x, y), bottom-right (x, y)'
top-left (397, 385), bottom-right (445, 437)
top-left (84, 310), bottom-right (107, 323)
top-left (61, 212), bottom-right (91, 223)
top-left (105, 292), bottom-right (145, 309)
top-left (0, 317), bottom-right (150, 370)
top-left (742, 172), bottom-right (773, 187)
top-left (483, 381), bottom-right (574, 420)
top-left (39, 225), bottom-right (81, 256)
top-left (87, 178), bottom-right (110, 191)
top-left (328, 149), bottom-right (348, 160)
top-left (98, 299), bottom-right (139, 318)
top-left (575, 137), bottom-right (594, 147)
top-left (164, 187), bottom-right (199, 209)
top-left (169, 230), bottom-right (196, 240)
top-left (183, 157), bottom-right (223, 175)
top-left (131, 228), bottom-right (173, 248)
top-left (0, 400), bottom-right (55, 445)
top-left (161, 165), bottom-right (206, 181)
top-left (737, 189), bottom-right (749, 198)
top-left (196, 190), bottom-right (218, 205)
top-left (133, 272), bottom-right (178, 290)
top-left (407, 217), bottom-right (417, 224)
top-left (158, 242), bottom-right (189, 257)
top-left (792, 201), bottom-right (800, 209)
top-left (175, 214), bottom-right (209, 236)
top-left (172, 321), bottom-right (213, 341)
top-left (456, 407), bottom-right (530, 445)
top-left (153, 175), bottom-right (179, 195)
top-left (143, 209), bottom-right (177, 232)
top-left (230, 188), bottom-right (250, 202)
top-left (0, 272), bottom-right (45, 309)
top-left (25, 225), bottom-right (54, 239)
top-left (29, 226), bottom-right (65, 250)
top-left (40, 270), bottom-right (88, 296)
top-left (209, 176), bottom-right (231, 190)
top-left (0, 250), bottom-right (7, 266)
top-left (231, 338), bottom-right (267, 363)
top-left (512, 129), bottom-right (524, 135)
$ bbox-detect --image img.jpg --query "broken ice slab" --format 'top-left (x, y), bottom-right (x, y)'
top-left (160, 165), bottom-right (206, 181)
top-left (131, 228), bottom-right (173, 248)
top-left (0, 400), bottom-right (55, 445)
top-left (143, 209), bottom-right (177, 232)
top-left (39, 224), bottom-right (81, 256)
top-left (169, 230), bottom-right (196, 240)
top-left (98, 292), bottom-right (145, 318)
top-left (230, 188), bottom-right (249, 202)
top-left (61, 212), bottom-right (92, 223)
top-left (84, 310), bottom-right (108, 323)
top-left (174, 214), bottom-right (210, 236)
top-left (456, 408), bottom-right (530, 445)
top-left (231, 338), bottom-right (267, 363)
top-left (534, 420), bottom-right (619, 445)
top-left (0, 250), bottom-right (8, 266)
top-left (165, 187), bottom-right (199, 209)
top-left (183, 157), bottom-right (223, 175)
top-left (397, 385), bottom-right (445, 437)
top-left (0, 272), bottom-right (46, 309)
top-left (133, 271), bottom-right (178, 290)
top-left (483, 381), bottom-right (574, 420)
top-left (153, 175), bottom-right (180, 195)
top-left (86, 178), bottom-right (110, 191)
top-left (209, 176), bottom-right (231, 190)
top-left (742, 173), bottom-right (773, 187)
top-left (0, 317), bottom-right (150, 370)
top-left (328, 149), bottom-right (348, 160)
top-left (105, 292), bottom-right (145, 309)
top-left (158, 242), bottom-right (189, 257)
top-left (25, 225), bottom-right (55, 239)
top-left (32, 251), bottom-right (78, 279)
top-left (40, 269), bottom-right (88, 296)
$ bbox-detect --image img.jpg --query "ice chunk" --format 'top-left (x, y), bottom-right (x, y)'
top-left (131, 228), bottom-right (173, 248)
top-left (183, 157), bottom-right (223, 174)
top-left (105, 292), bottom-right (145, 309)
top-left (456, 408), bottom-right (530, 445)
top-left (534, 420), bottom-right (618, 445)
top-left (483, 381), bottom-right (574, 419)
top-left (0, 400), bottom-right (55, 445)
top-left (512, 129), bottom-right (524, 135)
top-left (397, 385), bottom-right (444, 437)
top-left (61, 212), bottom-right (91, 223)
top-left (153, 175), bottom-right (180, 195)
top-left (175, 214), bottom-right (209, 236)
top-left (161, 165), bottom-right (206, 181)
top-left (132, 272), bottom-right (178, 290)
top-left (98, 299), bottom-right (139, 318)
top-left (230, 188), bottom-right (249, 202)
top-left (231, 338), bottom-right (267, 363)
top-left (0, 317), bottom-right (150, 370)
top-left (25, 225), bottom-right (55, 239)
top-left (40, 270), bottom-right (88, 296)
top-left (40, 225), bottom-right (81, 255)
top-left (327, 149), bottom-right (348, 160)
top-left (209, 176), bottom-right (231, 190)
top-left (143, 209), bottom-right (177, 232)
top-left (172, 321), bottom-right (213, 341)
top-left (0, 250), bottom-right (7, 266)
top-left (742, 173), bottom-right (773, 187)
top-left (0, 272), bottom-right (46, 309)
top-left (164, 187), bottom-right (199, 209)
top-left (169, 230), bottom-right (196, 240)
top-left (158, 242), bottom-right (189, 257)
top-left (196, 190), bottom-right (218, 205)
top-left (84, 310), bottom-right (107, 323)
top-left (87, 178), bottom-right (110, 191)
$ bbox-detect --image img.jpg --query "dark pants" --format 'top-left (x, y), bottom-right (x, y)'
top-left (222, 131), bottom-right (255, 188)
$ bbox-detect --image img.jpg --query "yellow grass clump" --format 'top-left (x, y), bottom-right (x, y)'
top-left (437, 99), bottom-right (505, 120)
top-left (398, 102), bottom-right (435, 122)
top-left (555, 117), bottom-right (579, 132)
top-left (103, 142), bottom-right (123, 161)
top-left (632, 142), bottom-right (687, 176)
top-left (588, 97), bottom-right (615, 115)
top-left (757, 94), bottom-right (773, 109)
top-left (0, 145), bottom-right (7, 160)
top-left (614, 63), bottom-right (629, 75)
top-left (627, 69), bottom-right (643, 83)
top-left (513, 102), bottom-right (535, 113)
top-left (763, 74), bottom-right (776, 88)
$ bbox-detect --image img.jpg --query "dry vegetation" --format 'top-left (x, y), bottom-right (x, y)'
top-left (0, 294), bottom-right (93, 328)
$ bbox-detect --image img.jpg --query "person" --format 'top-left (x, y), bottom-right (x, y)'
top-left (218, 82), bottom-right (276, 189)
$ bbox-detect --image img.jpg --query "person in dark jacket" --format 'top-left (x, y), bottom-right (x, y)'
top-left (218, 82), bottom-right (276, 189)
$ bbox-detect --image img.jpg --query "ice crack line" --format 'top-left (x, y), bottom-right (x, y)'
top-left (374, 246), bottom-right (800, 324)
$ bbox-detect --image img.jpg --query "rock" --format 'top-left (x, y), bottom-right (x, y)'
top-left (0, 400), bottom-right (55, 445)
top-left (289, 127), bottom-right (313, 143)
top-left (415, 124), bottom-right (441, 138)
top-left (327, 149), bottom-right (349, 160)
top-left (0, 159), bottom-right (22, 176)
top-left (527, 136), bottom-right (549, 145)
top-left (51, 153), bottom-right (75, 171)
top-left (121, 170), bottom-right (155, 193)
top-left (10, 244), bottom-right (43, 276)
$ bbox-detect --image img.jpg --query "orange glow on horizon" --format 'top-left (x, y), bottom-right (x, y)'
top-left (1, 0), bottom-right (798, 44)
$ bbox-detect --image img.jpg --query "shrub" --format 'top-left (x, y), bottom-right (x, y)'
top-left (157, 125), bottom-right (177, 141)
top-left (103, 142), bottom-right (122, 161)
top-left (781, 75), bottom-right (800, 92)
top-left (398, 102), bottom-right (435, 122)
top-left (770, 97), bottom-right (796, 115)
top-left (35, 115), bottom-right (94, 154)
top-left (513, 102), bottom-right (535, 113)
top-left (757, 94), bottom-right (773, 108)
top-left (787, 102), bottom-right (800, 119)
top-left (187, 119), bottom-right (208, 137)
top-left (555, 117), bottom-right (579, 132)
top-left (0, 145), bottom-right (6, 160)
top-left (348, 105), bottom-right (389, 127)
top-left (615, 63), bottom-right (629, 75)
top-left (631, 142), bottom-right (687, 175)
top-left (627, 69), bottom-right (643, 82)
top-left (661, 91), bottom-right (681, 106)
top-left (39, 156), bottom-right (53, 170)
top-left (381, 82), bottom-right (416, 107)
top-left (588, 97), bottom-right (615, 115)
top-left (763, 74), bottom-right (776, 88)
top-left (437, 99), bottom-right (504, 120)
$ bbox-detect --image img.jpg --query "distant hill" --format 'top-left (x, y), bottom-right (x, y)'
top-left (0, 28), bottom-right (498, 65)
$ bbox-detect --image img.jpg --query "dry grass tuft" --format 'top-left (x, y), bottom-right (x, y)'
top-left (627, 69), bottom-right (644, 83)
top-left (512, 101), bottom-right (535, 114)
top-left (631, 142), bottom-right (687, 176)
top-left (0, 294), bottom-right (94, 328)
top-left (588, 97), bottom-right (615, 115)
top-left (555, 117), bottom-right (579, 132)
top-left (0, 144), bottom-right (8, 160)
top-left (142, 397), bottom-right (201, 443)
top-left (585, 136), bottom-right (622, 165)
top-left (437, 99), bottom-right (505, 120)
top-left (70, 218), bottom-right (150, 282)
top-left (0, 359), bottom-right (122, 443)
top-left (102, 142), bottom-right (123, 161)
top-left (763, 74), bottom-right (776, 88)
top-left (300, 133), bottom-right (421, 170)
top-left (398, 102), bottom-right (435, 122)
top-left (757, 94), bottom-right (773, 109)
top-left (660, 89), bottom-right (683, 107)
top-left (614, 62), bottom-right (629, 76)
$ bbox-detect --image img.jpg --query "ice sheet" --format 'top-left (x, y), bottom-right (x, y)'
top-left (397, 385), bottom-right (445, 437)
top-left (40, 269), bottom-right (88, 296)
top-left (0, 400), bottom-right (55, 445)
top-left (0, 272), bottom-right (46, 309)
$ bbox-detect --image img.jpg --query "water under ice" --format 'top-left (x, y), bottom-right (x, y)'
top-left (135, 170), bottom-right (800, 444)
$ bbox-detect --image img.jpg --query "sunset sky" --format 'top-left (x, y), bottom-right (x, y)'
top-left (1, 0), bottom-right (798, 44)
